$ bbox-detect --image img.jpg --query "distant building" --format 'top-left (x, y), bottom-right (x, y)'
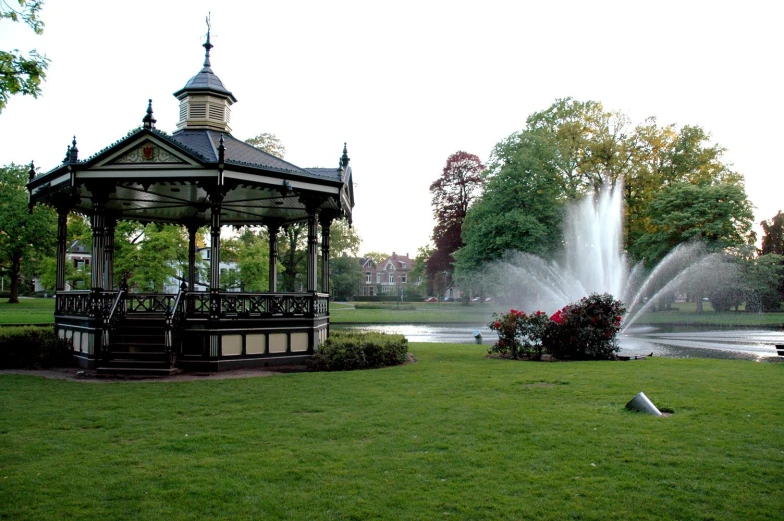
top-left (358, 252), bottom-right (414, 296)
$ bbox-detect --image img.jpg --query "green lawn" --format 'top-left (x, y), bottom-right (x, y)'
top-left (1, 344), bottom-right (783, 520)
top-left (330, 302), bottom-right (499, 324)
top-left (0, 298), bottom-right (56, 324)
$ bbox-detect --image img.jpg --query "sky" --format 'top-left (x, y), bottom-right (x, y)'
top-left (1, 1), bottom-right (782, 258)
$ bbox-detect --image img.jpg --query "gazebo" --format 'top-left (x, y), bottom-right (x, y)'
top-left (26, 32), bottom-right (355, 373)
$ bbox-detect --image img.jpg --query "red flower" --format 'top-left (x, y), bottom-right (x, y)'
top-left (494, 321), bottom-right (501, 328)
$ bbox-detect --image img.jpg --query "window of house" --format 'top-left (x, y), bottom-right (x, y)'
top-left (366, 272), bottom-right (371, 283)
top-left (376, 273), bottom-right (382, 283)
top-left (382, 286), bottom-right (390, 294)
top-left (388, 273), bottom-right (394, 284)
top-left (401, 274), bottom-right (407, 283)
top-left (401, 263), bottom-right (406, 269)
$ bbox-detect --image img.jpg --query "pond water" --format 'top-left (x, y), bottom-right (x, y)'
top-left (334, 324), bottom-right (784, 361)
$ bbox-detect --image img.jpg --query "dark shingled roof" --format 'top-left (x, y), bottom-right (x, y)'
top-left (170, 130), bottom-right (342, 180)
top-left (173, 67), bottom-right (237, 102)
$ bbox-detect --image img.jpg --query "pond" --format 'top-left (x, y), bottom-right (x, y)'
top-left (334, 324), bottom-right (784, 361)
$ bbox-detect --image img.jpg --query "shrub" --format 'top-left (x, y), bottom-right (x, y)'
top-left (542, 293), bottom-right (626, 360)
top-left (488, 309), bottom-right (549, 359)
top-left (0, 326), bottom-right (73, 369)
top-left (307, 331), bottom-right (408, 371)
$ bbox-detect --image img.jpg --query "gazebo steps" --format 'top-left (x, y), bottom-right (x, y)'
top-left (96, 365), bottom-right (180, 376)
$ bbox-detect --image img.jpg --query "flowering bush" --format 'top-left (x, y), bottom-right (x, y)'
top-left (488, 309), bottom-right (550, 359)
top-left (541, 293), bottom-right (626, 360)
top-left (488, 293), bottom-right (626, 361)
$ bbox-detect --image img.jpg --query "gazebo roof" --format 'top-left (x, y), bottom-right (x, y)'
top-left (27, 33), bottom-right (354, 228)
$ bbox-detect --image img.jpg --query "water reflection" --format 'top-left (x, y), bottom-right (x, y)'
top-left (335, 324), bottom-right (784, 361)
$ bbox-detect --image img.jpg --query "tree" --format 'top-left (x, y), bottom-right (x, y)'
top-left (279, 223), bottom-right (306, 291)
top-left (0, 163), bottom-right (56, 302)
top-left (760, 211), bottom-right (784, 256)
top-left (37, 214), bottom-right (91, 291)
top-left (111, 222), bottom-right (190, 292)
top-left (245, 133), bottom-right (286, 158)
top-left (330, 254), bottom-right (361, 300)
top-left (633, 182), bottom-right (754, 267)
top-left (454, 130), bottom-right (565, 278)
top-left (426, 151), bottom-right (485, 290)
top-left (1, 0), bottom-right (49, 114)
top-left (361, 251), bottom-right (388, 265)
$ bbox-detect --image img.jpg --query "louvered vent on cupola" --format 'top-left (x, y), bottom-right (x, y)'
top-left (176, 96), bottom-right (233, 132)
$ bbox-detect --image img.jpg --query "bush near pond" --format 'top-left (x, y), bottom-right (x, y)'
top-left (307, 331), bottom-right (408, 371)
top-left (489, 293), bottom-right (626, 360)
top-left (0, 326), bottom-right (73, 369)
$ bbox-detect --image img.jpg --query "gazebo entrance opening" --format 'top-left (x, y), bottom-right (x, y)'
top-left (27, 32), bottom-right (355, 373)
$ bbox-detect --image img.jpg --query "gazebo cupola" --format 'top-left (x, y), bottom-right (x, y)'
top-left (173, 29), bottom-right (237, 132)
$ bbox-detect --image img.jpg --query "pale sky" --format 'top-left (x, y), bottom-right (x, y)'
top-left (1, 1), bottom-right (782, 257)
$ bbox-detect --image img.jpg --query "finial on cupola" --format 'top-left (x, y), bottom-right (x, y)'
top-left (69, 136), bottom-right (78, 163)
top-left (28, 161), bottom-right (36, 181)
top-left (142, 99), bottom-right (157, 130)
top-left (218, 134), bottom-right (225, 164)
top-left (202, 13), bottom-right (213, 71)
top-left (340, 142), bottom-right (350, 168)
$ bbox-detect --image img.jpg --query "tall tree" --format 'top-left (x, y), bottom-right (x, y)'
top-left (760, 211), bottom-right (784, 256)
top-left (245, 133), bottom-right (286, 158)
top-left (633, 182), bottom-right (754, 266)
top-left (1, 0), bottom-right (49, 114)
top-left (0, 163), bottom-right (56, 302)
top-left (426, 151), bottom-right (485, 291)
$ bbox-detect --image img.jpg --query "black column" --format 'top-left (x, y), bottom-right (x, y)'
top-left (90, 202), bottom-right (106, 291)
top-left (55, 207), bottom-right (68, 292)
top-left (267, 222), bottom-right (280, 292)
top-left (103, 217), bottom-right (116, 290)
top-left (209, 198), bottom-right (222, 319)
top-left (187, 223), bottom-right (198, 292)
top-left (319, 214), bottom-right (335, 294)
top-left (306, 210), bottom-right (319, 292)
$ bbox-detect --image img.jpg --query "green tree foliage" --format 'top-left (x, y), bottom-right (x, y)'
top-left (37, 214), bottom-right (91, 292)
top-left (361, 251), bottom-right (388, 265)
top-left (244, 133), bottom-right (286, 158)
top-left (743, 254), bottom-right (784, 312)
top-left (633, 182), bottom-right (754, 266)
top-left (455, 131), bottom-right (564, 276)
top-left (279, 223), bottom-right (306, 292)
top-left (1, 0), bottom-right (49, 114)
top-left (0, 163), bottom-right (56, 302)
top-left (330, 254), bottom-right (361, 300)
top-left (112, 222), bottom-right (189, 292)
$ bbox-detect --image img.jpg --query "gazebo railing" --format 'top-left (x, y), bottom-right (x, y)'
top-left (56, 290), bottom-right (330, 319)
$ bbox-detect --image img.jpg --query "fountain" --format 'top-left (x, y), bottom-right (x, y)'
top-left (476, 185), bottom-right (739, 329)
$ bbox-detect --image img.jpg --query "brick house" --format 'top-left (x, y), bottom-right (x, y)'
top-left (358, 252), bottom-right (414, 296)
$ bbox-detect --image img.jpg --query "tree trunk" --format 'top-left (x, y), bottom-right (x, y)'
top-left (7, 253), bottom-right (21, 304)
top-left (695, 289), bottom-right (704, 313)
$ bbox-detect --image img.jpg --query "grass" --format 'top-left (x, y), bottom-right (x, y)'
top-left (330, 302), bottom-right (500, 324)
top-left (1, 344), bottom-right (783, 520)
top-left (632, 301), bottom-right (784, 327)
top-left (0, 298), bottom-right (56, 324)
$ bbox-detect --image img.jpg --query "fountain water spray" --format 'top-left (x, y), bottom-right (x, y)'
top-left (476, 185), bottom-right (737, 329)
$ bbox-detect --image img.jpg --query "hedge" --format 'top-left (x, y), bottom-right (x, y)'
top-left (307, 331), bottom-right (408, 371)
top-left (0, 326), bottom-right (73, 369)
